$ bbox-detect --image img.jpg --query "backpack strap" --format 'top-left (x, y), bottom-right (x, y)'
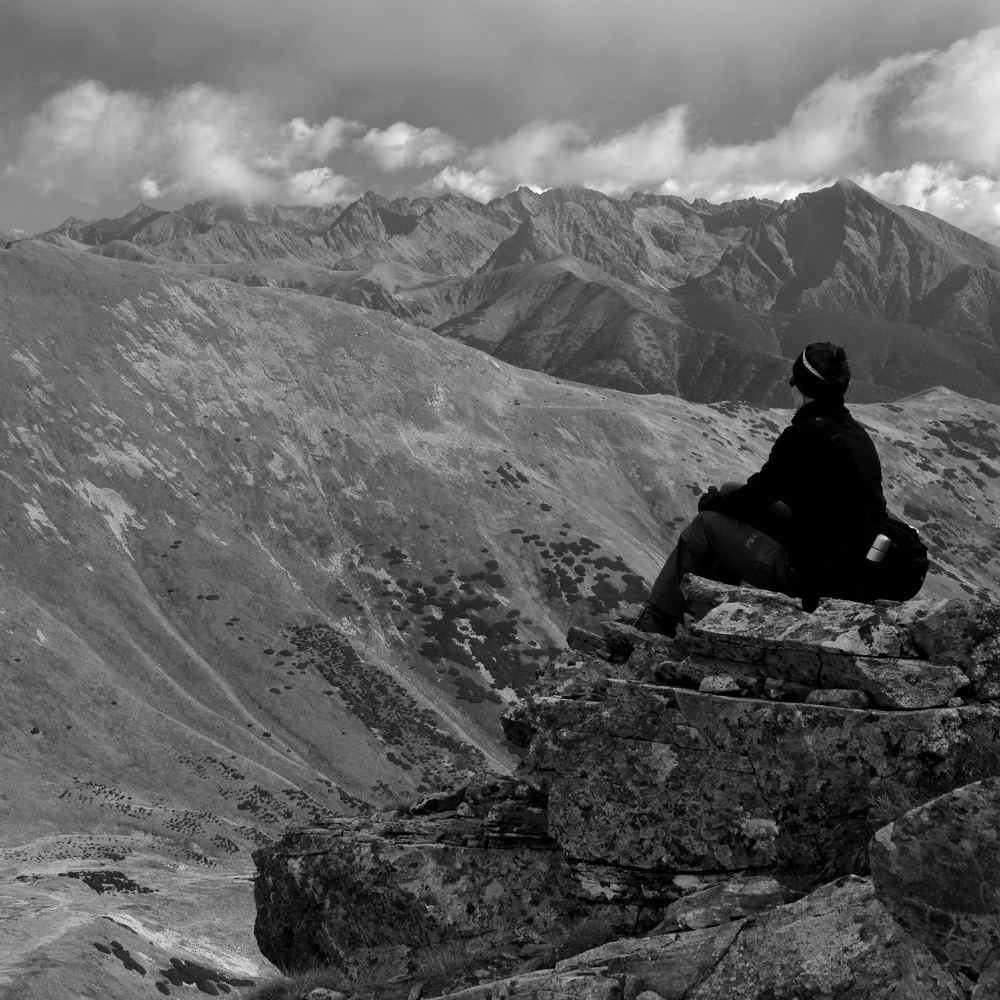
top-left (797, 415), bottom-right (877, 612)
top-left (808, 415), bottom-right (883, 522)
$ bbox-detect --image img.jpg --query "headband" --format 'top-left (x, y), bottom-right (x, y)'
top-left (800, 349), bottom-right (828, 383)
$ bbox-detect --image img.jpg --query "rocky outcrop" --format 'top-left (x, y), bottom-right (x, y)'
top-left (870, 776), bottom-right (1000, 983)
top-left (253, 577), bottom-right (1000, 981)
top-left (526, 773), bottom-right (1000, 998)
top-left (513, 679), bottom-right (977, 877)
top-left (506, 578), bottom-right (994, 883)
top-left (695, 179), bottom-right (1000, 341)
top-left (896, 597), bottom-right (1000, 700)
top-left (253, 779), bottom-right (587, 973)
top-left (433, 878), bottom-right (966, 1000)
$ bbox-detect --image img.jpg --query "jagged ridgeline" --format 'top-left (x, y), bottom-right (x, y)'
top-left (36, 180), bottom-right (1000, 406)
top-left (2, 182), bottom-right (1000, 997)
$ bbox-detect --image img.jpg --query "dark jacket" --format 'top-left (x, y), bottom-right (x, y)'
top-left (700, 397), bottom-right (886, 596)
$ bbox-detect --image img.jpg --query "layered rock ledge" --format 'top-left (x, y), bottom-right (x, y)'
top-left (253, 577), bottom-right (1000, 993)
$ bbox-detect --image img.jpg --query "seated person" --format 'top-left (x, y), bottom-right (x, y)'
top-left (637, 342), bottom-right (886, 636)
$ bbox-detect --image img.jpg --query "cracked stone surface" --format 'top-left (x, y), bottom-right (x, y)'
top-left (252, 779), bottom-right (593, 972)
top-left (555, 878), bottom-right (963, 1000)
top-left (896, 598), bottom-right (1000, 700)
top-left (870, 776), bottom-right (1000, 978)
top-left (510, 679), bottom-right (983, 872)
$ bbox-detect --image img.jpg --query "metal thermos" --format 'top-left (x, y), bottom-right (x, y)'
top-left (866, 533), bottom-right (891, 563)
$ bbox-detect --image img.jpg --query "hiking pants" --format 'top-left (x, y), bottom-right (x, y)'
top-left (648, 483), bottom-right (798, 620)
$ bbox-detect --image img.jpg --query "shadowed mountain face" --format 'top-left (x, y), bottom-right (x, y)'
top-left (40, 181), bottom-right (1000, 406)
top-left (697, 179), bottom-right (1000, 334)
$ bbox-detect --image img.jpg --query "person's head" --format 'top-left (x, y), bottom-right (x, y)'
top-left (788, 342), bottom-right (851, 410)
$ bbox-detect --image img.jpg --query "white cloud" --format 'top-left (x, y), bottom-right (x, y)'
top-left (890, 31), bottom-right (1000, 168)
top-left (283, 167), bottom-right (357, 204)
top-left (430, 26), bottom-right (1000, 241)
top-left (428, 166), bottom-right (499, 202)
top-left (10, 24), bottom-right (1000, 244)
top-left (859, 164), bottom-right (1000, 243)
top-left (11, 80), bottom-right (365, 206)
top-left (430, 49), bottom-right (932, 200)
top-left (358, 121), bottom-right (459, 170)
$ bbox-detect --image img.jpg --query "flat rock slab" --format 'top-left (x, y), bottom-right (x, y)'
top-left (653, 875), bottom-right (794, 932)
top-left (679, 575), bottom-right (801, 622)
top-left (630, 643), bottom-right (967, 708)
top-left (433, 969), bottom-right (624, 1000)
top-left (513, 680), bottom-right (981, 872)
top-left (560, 879), bottom-right (962, 1000)
top-left (819, 655), bottom-right (968, 709)
top-left (870, 776), bottom-right (1000, 977)
top-left (687, 599), bottom-right (910, 658)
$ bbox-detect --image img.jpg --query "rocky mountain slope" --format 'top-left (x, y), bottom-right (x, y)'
top-left (0, 237), bottom-right (999, 995)
top-left (697, 179), bottom-right (1000, 336)
top-left (39, 182), bottom-right (1000, 406)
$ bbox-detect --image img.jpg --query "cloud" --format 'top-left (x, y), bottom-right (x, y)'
top-left (427, 167), bottom-right (501, 203)
top-left (890, 30), bottom-right (1000, 168)
top-left (9, 79), bottom-right (365, 206)
top-left (859, 164), bottom-right (1000, 242)
top-left (283, 167), bottom-right (358, 204)
top-left (8, 24), bottom-right (1000, 245)
top-left (429, 26), bottom-right (1000, 241)
top-left (5, 0), bottom-right (999, 152)
top-left (358, 122), bottom-right (458, 170)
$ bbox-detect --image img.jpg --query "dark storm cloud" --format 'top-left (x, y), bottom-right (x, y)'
top-left (3, 0), bottom-right (999, 142)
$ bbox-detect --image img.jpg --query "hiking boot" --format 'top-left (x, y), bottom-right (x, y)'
top-left (634, 604), bottom-right (680, 638)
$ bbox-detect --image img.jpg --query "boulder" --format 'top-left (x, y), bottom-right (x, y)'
top-left (869, 776), bottom-right (1000, 979)
top-left (254, 780), bottom-right (598, 972)
top-left (896, 598), bottom-right (1000, 700)
top-left (388, 878), bottom-right (964, 1000)
top-left (509, 679), bottom-right (981, 874)
top-left (622, 578), bottom-right (976, 708)
top-left (557, 878), bottom-right (963, 1000)
top-left (678, 575), bottom-right (800, 622)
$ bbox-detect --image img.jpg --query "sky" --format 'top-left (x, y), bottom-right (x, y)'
top-left (3, 0), bottom-right (1000, 240)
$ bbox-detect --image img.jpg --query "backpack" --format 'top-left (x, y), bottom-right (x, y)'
top-left (855, 513), bottom-right (929, 603)
top-left (808, 417), bottom-right (929, 606)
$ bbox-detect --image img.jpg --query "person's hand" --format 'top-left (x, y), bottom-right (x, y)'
top-left (698, 485), bottom-right (720, 512)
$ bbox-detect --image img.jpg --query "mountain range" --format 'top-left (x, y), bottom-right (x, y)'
top-left (35, 179), bottom-right (1000, 406)
top-left (1, 182), bottom-right (1000, 995)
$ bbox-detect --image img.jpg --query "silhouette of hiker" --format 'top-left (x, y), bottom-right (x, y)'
top-left (637, 342), bottom-right (887, 636)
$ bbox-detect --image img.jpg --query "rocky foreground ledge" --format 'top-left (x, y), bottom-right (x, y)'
top-left (253, 579), bottom-right (1000, 998)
